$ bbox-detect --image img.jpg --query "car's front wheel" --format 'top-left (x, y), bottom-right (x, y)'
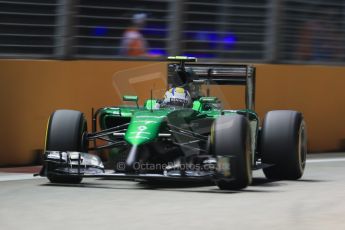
top-left (212, 115), bottom-right (252, 190)
top-left (45, 109), bottom-right (88, 183)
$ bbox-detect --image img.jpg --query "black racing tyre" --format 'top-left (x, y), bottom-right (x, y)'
top-left (212, 115), bottom-right (252, 190)
top-left (260, 110), bottom-right (307, 180)
top-left (45, 110), bottom-right (88, 183)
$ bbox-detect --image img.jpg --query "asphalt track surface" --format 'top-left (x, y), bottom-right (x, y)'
top-left (1, 153), bottom-right (345, 230)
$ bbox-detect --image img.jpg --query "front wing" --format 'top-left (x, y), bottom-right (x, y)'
top-left (37, 151), bottom-right (236, 183)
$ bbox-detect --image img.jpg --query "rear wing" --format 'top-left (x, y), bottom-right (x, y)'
top-left (167, 61), bottom-right (256, 110)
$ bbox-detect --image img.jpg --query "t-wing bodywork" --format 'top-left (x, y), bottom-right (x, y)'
top-left (38, 56), bottom-right (307, 190)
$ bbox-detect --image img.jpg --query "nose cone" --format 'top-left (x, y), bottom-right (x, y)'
top-left (125, 145), bottom-right (139, 170)
top-left (125, 111), bottom-right (167, 146)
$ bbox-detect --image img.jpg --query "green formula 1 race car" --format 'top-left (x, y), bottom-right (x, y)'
top-left (38, 56), bottom-right (307, 190)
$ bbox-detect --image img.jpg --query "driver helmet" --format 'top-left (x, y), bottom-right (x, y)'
top-left (162, 87), bottom-right (192, 108)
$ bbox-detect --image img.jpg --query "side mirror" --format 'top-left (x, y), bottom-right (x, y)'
top-left (123, 95), bottom-right (139, 108)
top-left (199, 97), bottom-right (217, 103)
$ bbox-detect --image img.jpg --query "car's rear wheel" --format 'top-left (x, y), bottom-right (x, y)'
top-left (212, 115), bottom-right (252, 190)
top-left (45, 110), bottom-right (88, 183)
top-left (260, 110), bottom-right (307, 180)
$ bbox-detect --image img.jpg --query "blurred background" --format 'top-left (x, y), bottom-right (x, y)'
top-left (0, 0), bottom-right (344, 63)
top-left (1, 0), bottom-right (345, 166)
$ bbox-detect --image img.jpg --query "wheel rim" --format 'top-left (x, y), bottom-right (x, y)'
top-left (298, 121), bottom-right (307, 172)
top-left (246, 132), bottom-right (253, 184)
top-left (80, 120), bottom-right (88, 152)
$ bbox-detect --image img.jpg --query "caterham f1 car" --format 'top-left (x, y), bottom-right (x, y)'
top-left (38, 56), bottom-right (307, 190)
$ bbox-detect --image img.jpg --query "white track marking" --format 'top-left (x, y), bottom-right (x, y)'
top-left (307, 158), bottom-right (345, 163)
top-left (0, 173), bottom-right (42, 182)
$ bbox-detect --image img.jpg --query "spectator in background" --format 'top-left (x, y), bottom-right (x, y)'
top-left (119, 13), bottom-right (149, 57)
top-left (296, 6), bottom-right (344, 62)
